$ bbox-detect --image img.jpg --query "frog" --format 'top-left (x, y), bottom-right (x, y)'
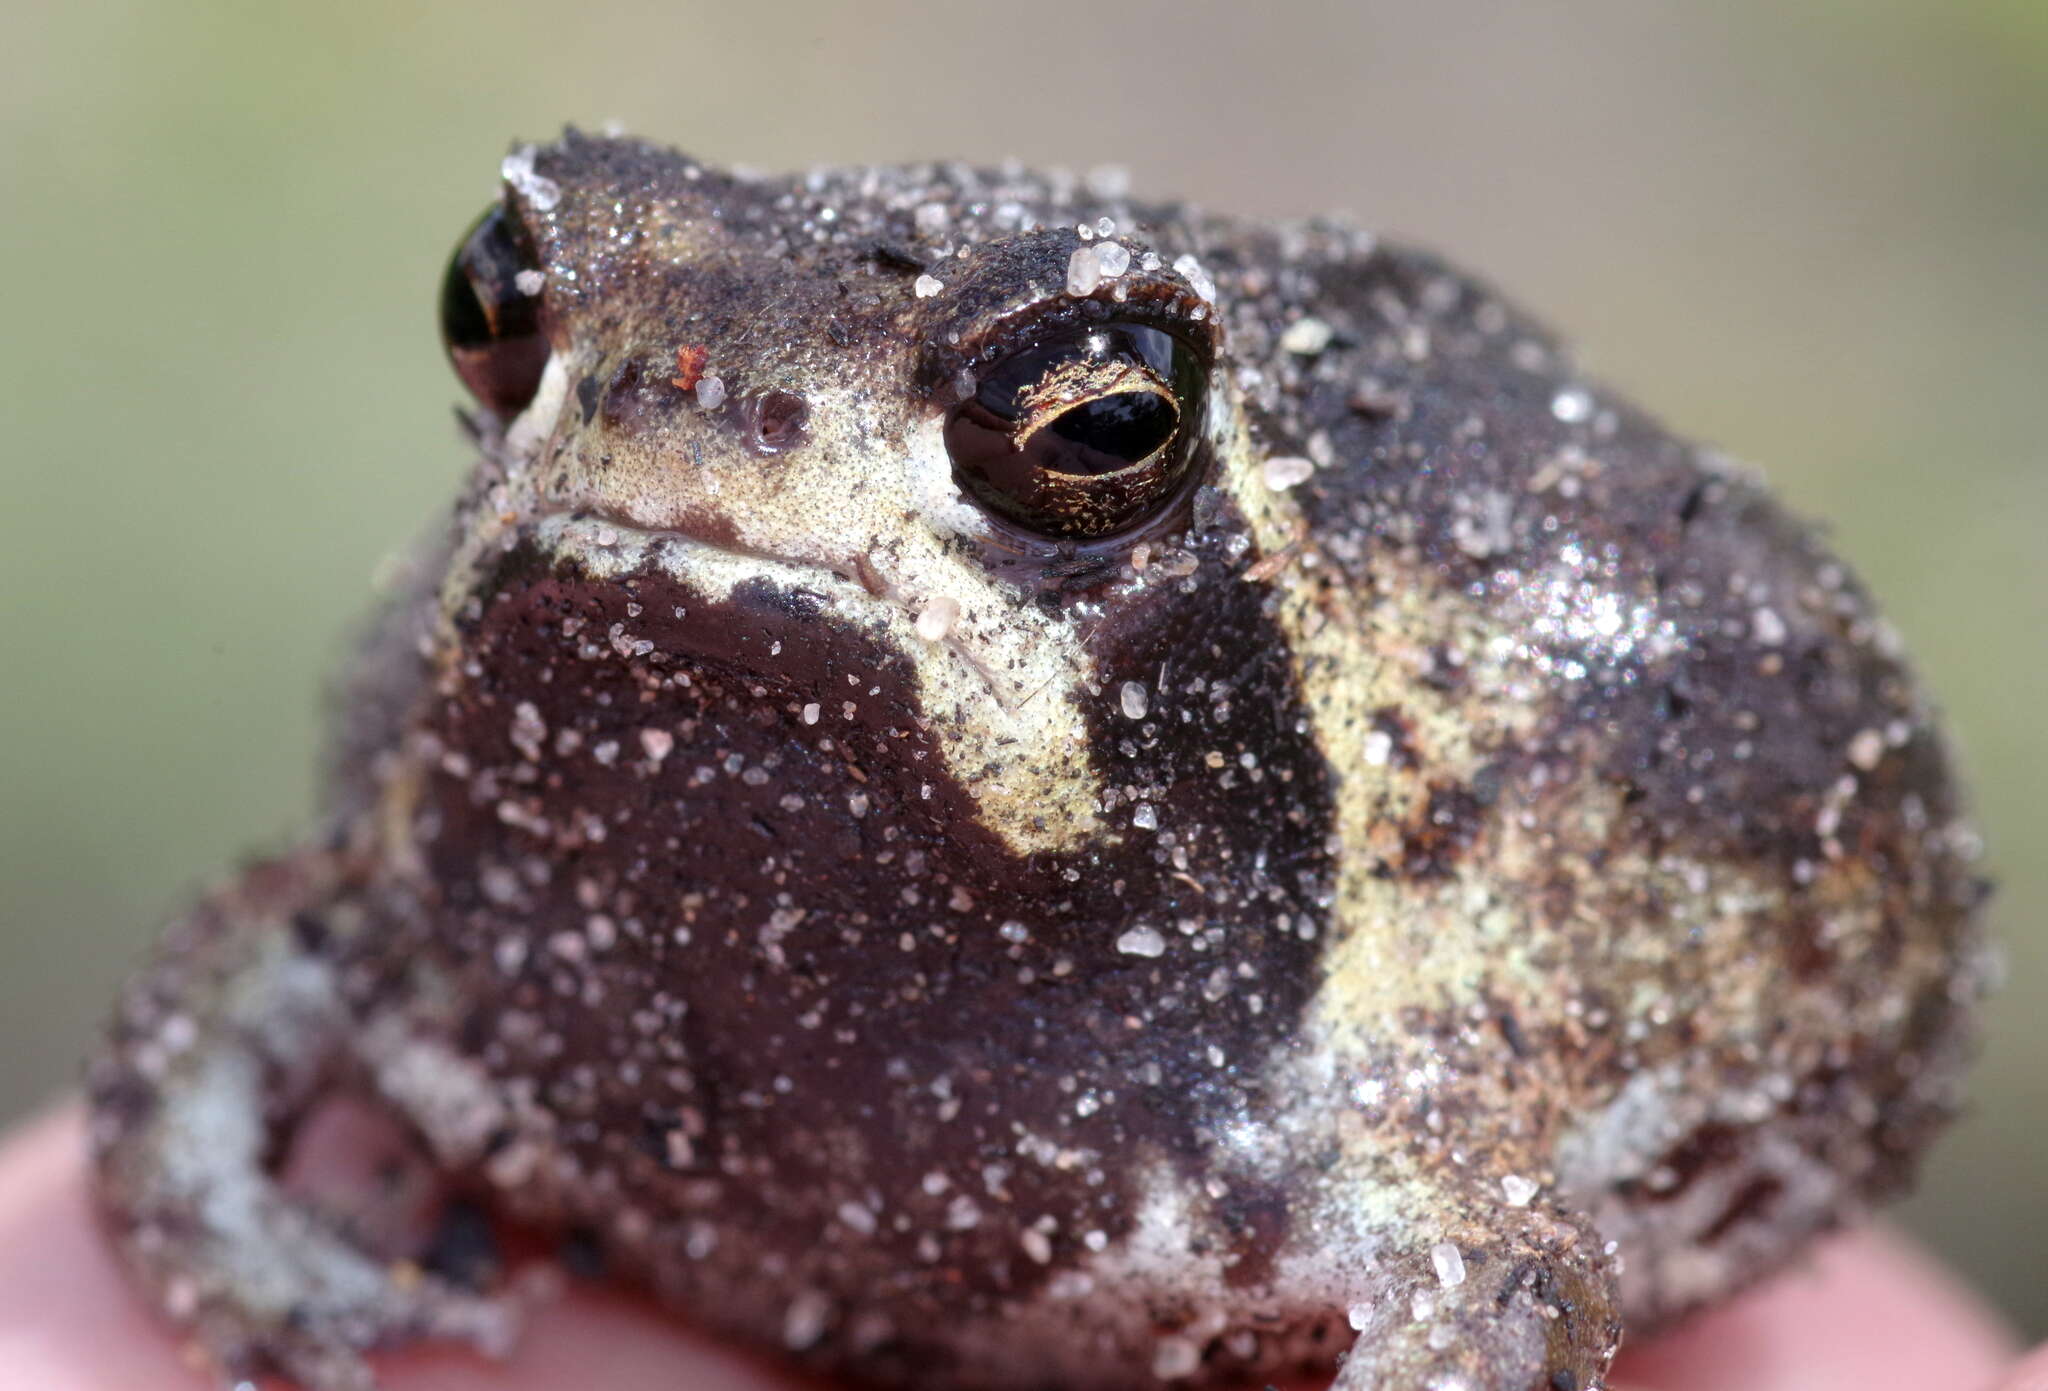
top-left (86, 130), bottom-right (1991, 1391)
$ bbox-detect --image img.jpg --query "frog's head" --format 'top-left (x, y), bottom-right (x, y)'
top-left (426, 131), bottom-right (1318, 869)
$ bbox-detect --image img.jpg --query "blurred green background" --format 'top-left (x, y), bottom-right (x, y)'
top-left (2, 0), bottom-right (2041, 1341)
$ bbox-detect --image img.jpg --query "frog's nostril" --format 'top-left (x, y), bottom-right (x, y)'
top-left (598, 354), bottom-right (685, 434)
top-left (748, 390), bottom-right (811, 454)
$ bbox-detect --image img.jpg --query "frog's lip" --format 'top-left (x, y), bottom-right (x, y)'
top-left (525, 507), bottom-right (1033, 710)
top-left (530, 507), bottom-right (884, 604)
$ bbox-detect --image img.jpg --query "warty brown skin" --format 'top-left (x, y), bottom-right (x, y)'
top-left (87, 132), bottom-right (1990, 1391)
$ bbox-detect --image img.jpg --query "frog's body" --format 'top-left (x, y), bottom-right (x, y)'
top-left (89, 133), bottom-right (1988, 1391)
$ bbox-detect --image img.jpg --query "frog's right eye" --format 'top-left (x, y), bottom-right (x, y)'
top-left (440, 205), bottom-right (548, 416)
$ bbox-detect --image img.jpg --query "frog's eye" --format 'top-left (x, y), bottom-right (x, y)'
top-left (439, 205), bottom-right (549, 416)
top-left (945, 323), bottom-right (1206, 539)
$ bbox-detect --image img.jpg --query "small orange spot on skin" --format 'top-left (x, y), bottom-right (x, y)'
top-left (672, 345), bottom-right (709, 392)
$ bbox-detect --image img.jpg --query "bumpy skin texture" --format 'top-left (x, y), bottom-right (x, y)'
top-left (88, 133), bottom-right (1990, 1391)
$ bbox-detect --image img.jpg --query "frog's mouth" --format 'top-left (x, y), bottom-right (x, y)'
top-left (511, 509), bottom-right (1109, 859)
top-left (523, 508), bottom-right (1016, 699)
top-left (524, 508), bottom-right (1105, 725)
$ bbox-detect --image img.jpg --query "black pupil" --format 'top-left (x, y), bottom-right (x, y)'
top-left (439, 247), bottom-right (493, 351)
top-left (1046, 391), bottom-right (1178, 473)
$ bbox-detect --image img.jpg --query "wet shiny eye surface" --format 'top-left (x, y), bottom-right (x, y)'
top-left (945, 323), bottom-right (1206, 539)
top-left (440, 205), bottom-right (549, 416)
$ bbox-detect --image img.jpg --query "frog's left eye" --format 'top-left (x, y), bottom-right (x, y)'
top-left (945, 323), bottom-right (1206, 539)
top-left (440, 205), bottom-right (548, 416)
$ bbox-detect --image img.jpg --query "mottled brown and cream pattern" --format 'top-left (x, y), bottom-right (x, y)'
top-left (88, 132), bottom-right (1989, 1391)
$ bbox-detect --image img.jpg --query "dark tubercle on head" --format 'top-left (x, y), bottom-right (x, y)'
top-left (405, 514), bottom-right (1337, 1313)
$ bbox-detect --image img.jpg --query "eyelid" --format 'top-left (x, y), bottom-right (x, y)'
top-left (913, 251), bottom-right (1221, 408)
